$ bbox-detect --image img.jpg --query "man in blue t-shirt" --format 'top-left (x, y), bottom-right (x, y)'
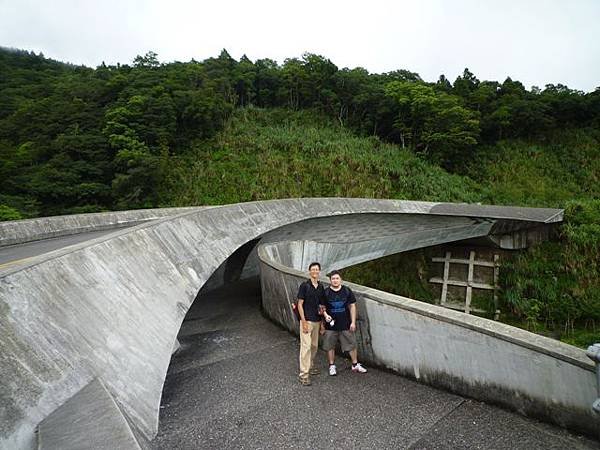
top-left (296, 261), bottom-right (326, 386)
top-left (321, 270), bottom-right (367, 376)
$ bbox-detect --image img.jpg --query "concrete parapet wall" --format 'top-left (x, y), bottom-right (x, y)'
top-left (0, 206), bottom-right (204, 247)
top-left (257, 245), bottom-right (599, 438)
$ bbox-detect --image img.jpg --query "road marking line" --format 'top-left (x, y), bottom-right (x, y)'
top-left (0, 257), bottom-right (33, 269)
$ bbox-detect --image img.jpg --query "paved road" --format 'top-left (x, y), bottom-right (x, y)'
top-left (0, 228), bottom-right (128, 268)
top-left (153, 279), bottom-right (599, 450)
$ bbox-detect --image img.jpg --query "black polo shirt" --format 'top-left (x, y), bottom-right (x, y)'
top-left (296, 280), bottom-right (325, 322)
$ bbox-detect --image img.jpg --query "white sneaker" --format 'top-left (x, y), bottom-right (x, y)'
top-left (352, 362), bottom-right (367, 373)
top-left (328, 364), bottom-right (337, 376)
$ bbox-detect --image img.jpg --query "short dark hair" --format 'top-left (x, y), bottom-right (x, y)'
top-left (308, 262), bottom-right (321, 270)
top-left (328, 270), bottom-right (341, 278)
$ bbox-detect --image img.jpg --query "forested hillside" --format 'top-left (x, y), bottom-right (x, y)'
top-left (1, 47), bottom-right (599, 219)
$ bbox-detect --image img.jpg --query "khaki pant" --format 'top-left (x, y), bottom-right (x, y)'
top-left (298, 321), bottom-right (320, 380)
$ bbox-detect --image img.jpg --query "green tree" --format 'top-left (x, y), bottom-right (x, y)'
top-left (254, 58), bottom-right (284, 107)
top-left (133, 51), bottom-right (160, 68)
top-left (452, 68), bottom-right (480, 98)
top-left (386, 81), bottom-right (480, 168)
top-left (203, 49), bottom-right (239, 106)
top-left (234, 55), bottom-right (257, 107)
top-left (103, 103), bottom-right (163, 208)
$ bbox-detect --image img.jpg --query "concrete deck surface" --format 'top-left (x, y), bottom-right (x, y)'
top-left (153, 279), bottom-right (598, 450)
top-left (0, 229), bottom-right (123, 266)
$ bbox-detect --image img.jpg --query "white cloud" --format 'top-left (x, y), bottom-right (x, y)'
top-left (1, 0), bottom-right (598, 91)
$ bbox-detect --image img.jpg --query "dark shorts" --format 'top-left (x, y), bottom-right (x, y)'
top-left (322, 330), bottom-right (357, 352)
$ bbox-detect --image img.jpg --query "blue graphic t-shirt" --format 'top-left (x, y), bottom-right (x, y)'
top-left (323, 286), bottom-right (356, 331)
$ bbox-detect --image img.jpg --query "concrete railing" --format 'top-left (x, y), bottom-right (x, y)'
top-left (0, 206), bottom-right (204, 247)
top-left (588, 344), bottom-right (600, 416)
top-left (258, 242), bottom-right (599, 438)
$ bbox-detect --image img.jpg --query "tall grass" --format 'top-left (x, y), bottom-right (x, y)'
top-left (472, 128), bottom-right (600, 207)
top-left (502, 200), bottom-right (600, 330)
top-left (159, 107), bottom-right (483, 206)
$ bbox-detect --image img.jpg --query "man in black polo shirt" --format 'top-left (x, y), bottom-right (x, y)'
top-left (296, 261), bottom-right (326, 386)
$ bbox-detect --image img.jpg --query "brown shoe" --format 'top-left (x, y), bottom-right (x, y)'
top-left (309, 367), bottom-right (320, 376)
top-left (298, 377), bottom-right (311, 386)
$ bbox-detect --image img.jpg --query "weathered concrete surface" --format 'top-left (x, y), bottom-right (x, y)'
top-left (0, 206), bottom-right (203, 247)
top-left (260, 213), bottom-right (494, 273)
top-left (258, 245), bottom-right (600, 439)
top-left (0, 229), bottom-right (121, 267)
top-left (490, 223), bottom-right (559, 249)
top-left (37, 379), bottom-right (142, 450)
top-left (428, 203), bottom-right (563, 223)
top-left (154, 278), bottom-right (598, 449)
top-left (0, 198), bottom-right (565, 449)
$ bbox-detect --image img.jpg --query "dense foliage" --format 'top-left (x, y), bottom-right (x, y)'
top-left (502, 200), bottom-right (600, 331)
top-left (343, 249), bottom-right (437, 303)
top-left (467, 129), bottom-right (600, 207)
top-left (2, 47), bottom-right (599, 218)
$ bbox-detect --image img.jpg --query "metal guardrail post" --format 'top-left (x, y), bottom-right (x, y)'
top-left (586, 343), bottom-right (600, 414)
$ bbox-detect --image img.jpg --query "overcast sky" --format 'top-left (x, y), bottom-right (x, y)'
top-left (1, 0), bottom-right (599, 92)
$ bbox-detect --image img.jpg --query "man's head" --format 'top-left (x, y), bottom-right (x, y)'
top-left (328, 270), bottom-right (342, 288)
top-left (308, 262), bottom-right (321, 279)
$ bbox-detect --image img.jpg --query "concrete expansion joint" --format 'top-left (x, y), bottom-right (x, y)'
top-left (405, 399), bottom-right (467, 449)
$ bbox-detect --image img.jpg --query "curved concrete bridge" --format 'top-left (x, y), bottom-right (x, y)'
top-left (0, 199), bottom-right (597, 448)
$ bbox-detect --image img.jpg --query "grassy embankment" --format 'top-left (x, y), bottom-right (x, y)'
top-left (159, 108), bottom-right (483, 205)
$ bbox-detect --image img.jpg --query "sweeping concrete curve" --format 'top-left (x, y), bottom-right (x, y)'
top-left (0, 198), bottom-right (578, 449)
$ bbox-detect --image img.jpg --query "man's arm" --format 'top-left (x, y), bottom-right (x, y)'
top-left (319, 287), bottom-right (331, 321)
top-left (298, 298), bottom-right (309, 333)
top-left (298, 298), bottom-right (306, 320)
top-left (297, 283), bottom-right (309, 334)
top-left (349, 303), bottom-right (357, 332)
top-left (349, 287), bottom-right (358, 331)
